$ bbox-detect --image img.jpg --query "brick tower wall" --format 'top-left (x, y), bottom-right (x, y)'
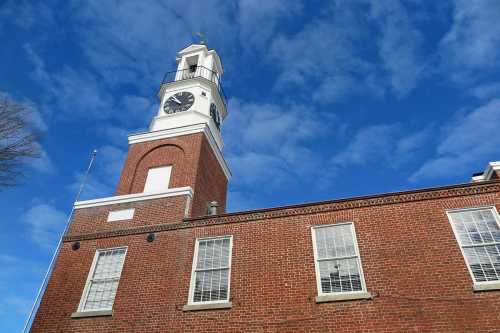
top-left (66, 132), bottom-right (228, 239)
top-left (115, 132), bottom-right (227, 216)
top-left (190, 134), bottom-right (228, 217)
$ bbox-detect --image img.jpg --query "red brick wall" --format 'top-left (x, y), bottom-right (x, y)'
top-left (67, 196), bottom-right (189, 236)
top-left (31, 186), bottom-right (500, 332)
top-left (114, 132), bottom-right (227, 218)
top-left (190, 135), bottom-right (228, 216)
top-left (115, 135), bottom-right (199, 195)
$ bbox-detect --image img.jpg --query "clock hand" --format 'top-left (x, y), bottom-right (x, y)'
top-left (172, 96), bottom-right (182, 104)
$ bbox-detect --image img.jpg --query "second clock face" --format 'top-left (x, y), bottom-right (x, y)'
top-left (163, 92), bottom-right (195, 114)
top-left (210, 103), bottom-right (221, 129)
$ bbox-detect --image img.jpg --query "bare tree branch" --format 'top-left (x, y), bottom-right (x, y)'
top-left (0, 96), bottom-right (41, 187)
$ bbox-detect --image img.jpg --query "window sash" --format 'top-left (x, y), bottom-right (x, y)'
top-left (78, 247), bottom-right (127, 312)
top-left (447, 207), bottom-right (500, 285)
top-left (188, 236), bottom-right (233, 305)
top-left (311, 223), bottom-right (367, 296)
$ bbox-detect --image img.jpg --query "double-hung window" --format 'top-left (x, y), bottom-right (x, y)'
top-left (187, 236), bottom-right (232, 307)
top-left (447, 207), bottom-right (500, 290)
top-left (77, 247), bottom-right (127, 313)
top-left (311, 223), bottom-right (369, 301)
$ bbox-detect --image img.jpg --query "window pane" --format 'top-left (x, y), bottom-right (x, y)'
top-left (84, 280), bottom-right (119, 311)
top-left (315, 228), bottom-right (327, 259)
top-left (196, 238), bottom-right (230, 271)
top-left (342, 225), bottom-right (356, 256)
top-left (333, 228), bottom-right (346, 257)
top-left (450, 209), bottom-right (500, 246)
top-left (318, 258), bottom-right (362, 293)
top-left (221, 238), bottom-right (230, 266)
top-left (82, 248), bottom-right (126, 311)
top-left (193, 268), bottom-right (229, 302)
top-left (219, 269), bottom-right (229, 300)
top-left (449, 209), bottom-right (500, 283)
top-left (93, 248), bottom-right (126, 280)
top-left (464, 247), bottom-right (487, 282)
top-left (191, 237), bottom-right (231, 303)
top-left (315, 225), bottom-right (356, 260)
top-left (314, 224), bottom-right (364, 294)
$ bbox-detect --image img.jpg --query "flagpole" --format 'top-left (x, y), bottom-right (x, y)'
top-left (22, 149), bottom-right (98, 333)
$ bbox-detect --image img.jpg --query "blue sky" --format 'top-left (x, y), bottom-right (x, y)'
top-left (1, 0), bottom-right (500, 330)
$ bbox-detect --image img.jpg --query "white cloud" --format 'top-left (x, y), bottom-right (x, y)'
top-left (471, 82), bottom-right (500, 100)
top-left (0, 296), bottom-right (32, 316)
top-left (227, 152), bottom-right (289, 187)
top-left (331, 123), bottom-right (431, 170)
top-left (25, 43), bottom-right (117, 121)
top-left (226, 100), bottom-right (329, 150)
top-left (370, 0), bottom-right (426, 96)
top-left (439, 0), bottom-right (500, 83)
top-left (118, 95), bottom-right (156, 127)
top-left (73, 0), bottom-right (236, 88)
top-left (410, 99), bottom-right (500, 181)
top-left (20, 203), bottom-right (67, 250)
top-left (224, 98), bottom-right (336, 190)
top-left (96, 145), bottom-right (127, 182)
top-left (226, 190), bottom-right (261, 212)
top-left (69, 145), bottom-right (126, 200)
top-left (268, 0), bottom-right (426, 102)
top-left (99, 126), bottom-right (132, 146)
top-left (25, 43), bottom-right (159, 130)
top-left (237, 0), bottom-right (301, 52)
top-left (0, 0), bottom-right (54, 32)
top-left (30, 145), bottom-right (55, 174)
top-left (269, 8), bottom-right (373, 100)
top-left (0, 254), bottom-right (45, 318)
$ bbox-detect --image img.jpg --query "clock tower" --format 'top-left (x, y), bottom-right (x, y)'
top-left (109, 43), bottom-right (230, 220)
top-left (151, 43), bottom-right (226, 147)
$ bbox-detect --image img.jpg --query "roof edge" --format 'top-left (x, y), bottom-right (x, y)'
top-left (64, 180), bottom-right (500, 243)
top-left (186, 179), bottom-right (500, 222)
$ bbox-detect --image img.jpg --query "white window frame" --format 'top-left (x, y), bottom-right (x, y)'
top-left (77, 246), bottom-right (128, 313)
top-left (187, 235), bottom-right (233, 306)
top-left (311, 222), bottom-right (368, 298)
top-left (446, 206), bottom-right (500, 290)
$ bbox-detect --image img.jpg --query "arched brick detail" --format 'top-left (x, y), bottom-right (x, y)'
top-left (113, 132), bottom-right (228, 217)
top-left (129, 144), bottom-right (185, 193)
top-left (115, 137), bottom-right (192, 195)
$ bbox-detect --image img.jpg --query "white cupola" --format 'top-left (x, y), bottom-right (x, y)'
top-left (150, 43), bottom-right (227, 150)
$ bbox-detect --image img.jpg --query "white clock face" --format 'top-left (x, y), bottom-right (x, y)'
top-left (163, 91), bottom-right (195, 114)
top-left (210, 103), bottom-right (221, 129)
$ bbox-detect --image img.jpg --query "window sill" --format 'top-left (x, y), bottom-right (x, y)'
top-left (71, 310), bottom-right (113, 318)
top-left (315, 292), bottom-right (373, 303)
top-left (473, 282), bottom-right (500, 292)
top-left (182, 302), bottom-right (232, 311)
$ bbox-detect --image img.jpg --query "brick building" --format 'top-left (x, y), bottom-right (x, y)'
top-left (30, 44), bottom-right (500, 332)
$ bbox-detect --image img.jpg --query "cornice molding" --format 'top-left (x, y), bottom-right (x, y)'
top-left (74, 187), bottom-right (193, 209)
top-left (64, 181), bottom-right (500, 242)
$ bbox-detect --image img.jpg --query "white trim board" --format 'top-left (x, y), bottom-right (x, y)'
top-left (128, 123), bottom-right (231, 180)
top-left (74, 187), bottom-right (194, 210)
top-left (107, 208), bottom-right (135, 222)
